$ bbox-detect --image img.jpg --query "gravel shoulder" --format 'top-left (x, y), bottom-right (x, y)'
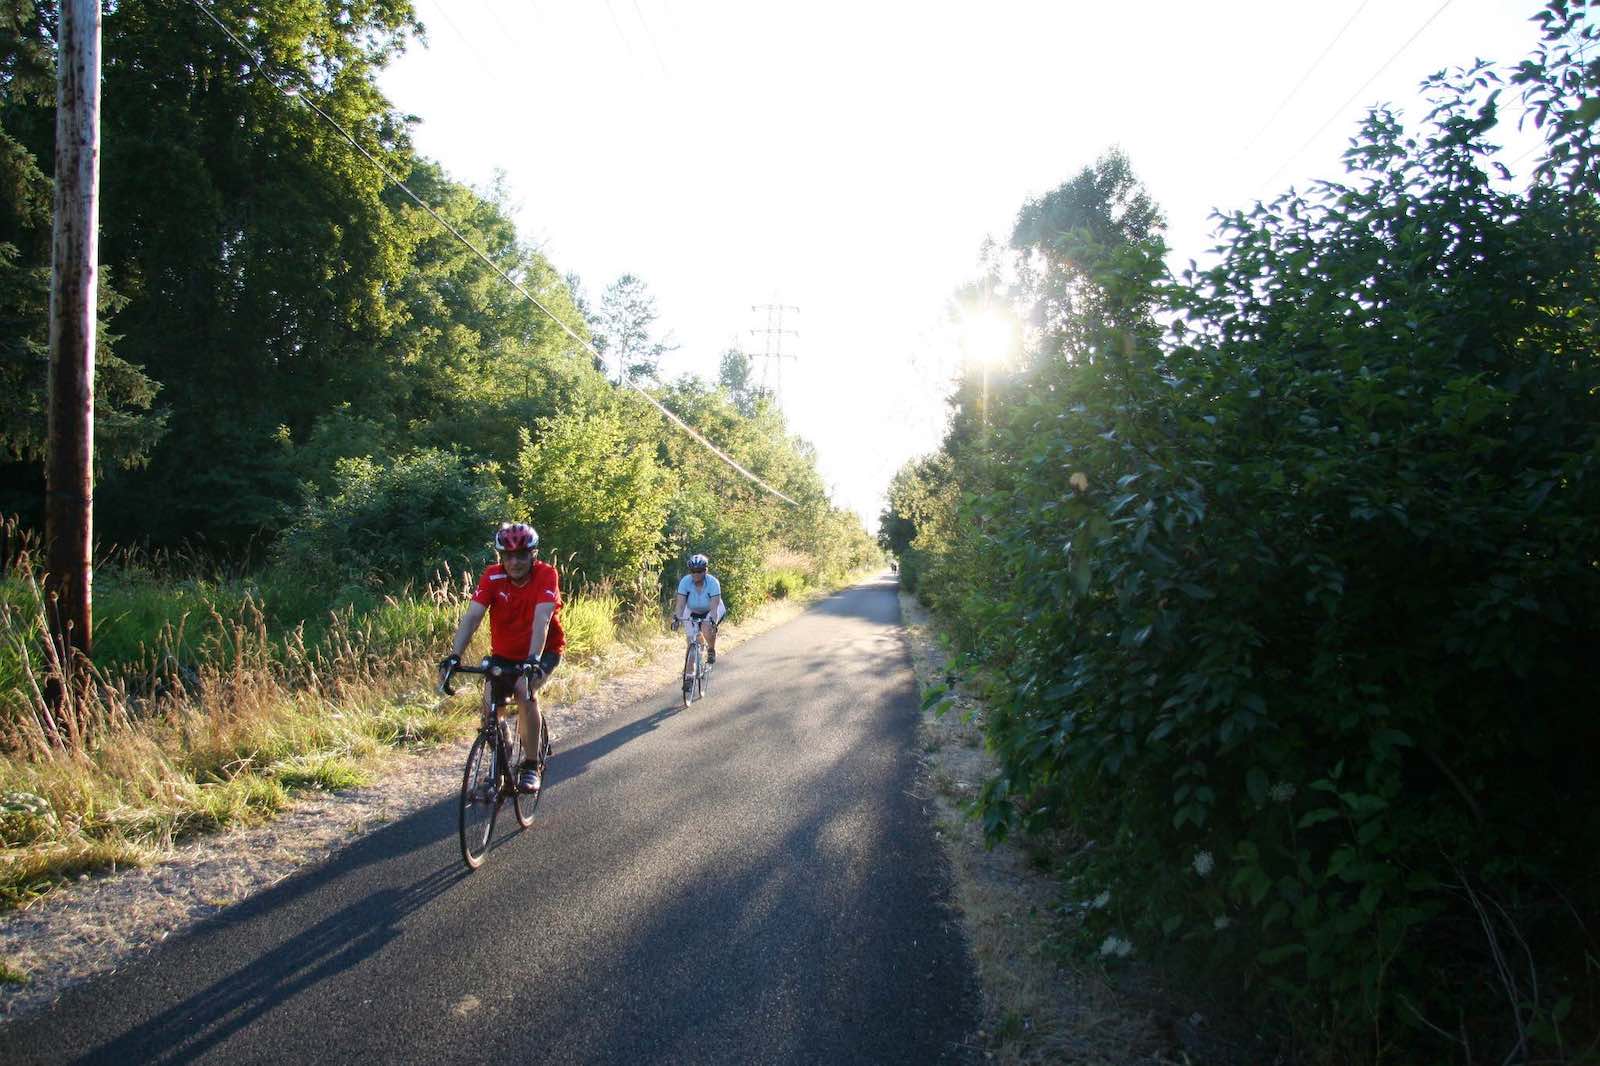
top-left (0, 595), bottom-right (813, 1022)
top-left (897, 590), bottom-right (1177, 1065)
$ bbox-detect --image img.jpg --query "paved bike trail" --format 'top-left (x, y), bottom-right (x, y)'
top-left (0, 575), bottom-right (978, 1064)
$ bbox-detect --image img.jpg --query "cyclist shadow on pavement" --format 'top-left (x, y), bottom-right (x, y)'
top-left (77, 862), bottom-right (465, 1065)
top-left (547, 703), bottom-right (683, 787)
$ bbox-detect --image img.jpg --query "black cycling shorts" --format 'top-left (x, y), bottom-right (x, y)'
top-left (485, 652), bottom-right (560, 706)
top-left (689, 609), bottom-right (716, 625)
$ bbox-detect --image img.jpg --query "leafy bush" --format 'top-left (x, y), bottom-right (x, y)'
top-left (660, 479), bottom-right (767, 621)
top-left (763, 569), bottom-right (806, 600)
top-left (557, 592), bottom-right (618, 660)
top-left (272, 448), bottom-right (511, 589)
top-left (896, 20), bottom-right (1600, 1061)
top-left (514, 405), bottom-right (671, 583)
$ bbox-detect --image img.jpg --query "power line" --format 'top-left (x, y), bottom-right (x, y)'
top-left (184, 0), bottom-right (800, 508)
top-left (629, 0), bottom-right (672, 78)
top-left (601, 0), bottom-right (637, 62)
top-left (1256, 0), bottom-right (1459, 195)
top-left (469, 0), bottom-right (518, 47)
top-left (415, 0), bottom-right (516, 102)
top-left (1239, 0), bottom-right (1375, 158)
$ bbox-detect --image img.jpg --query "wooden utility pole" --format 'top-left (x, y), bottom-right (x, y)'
top-left (45, 0), bottom-right (102, 669)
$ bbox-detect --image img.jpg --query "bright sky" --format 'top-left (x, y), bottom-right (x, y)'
top-left (377, 0), bottom-right (1551, 530)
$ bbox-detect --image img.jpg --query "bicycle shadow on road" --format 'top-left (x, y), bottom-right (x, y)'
top-left (73, 863), bottom-right (466, 1065)
top-left (546, 702), bottom-right (685, 788)
top-left (0, 792), bottom-right (471, 1064)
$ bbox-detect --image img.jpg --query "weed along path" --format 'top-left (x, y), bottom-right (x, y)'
top-left (0, 575), bottom-right (978, 1064)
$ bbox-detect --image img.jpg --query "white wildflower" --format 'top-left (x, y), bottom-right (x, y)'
top-left (1069, 471), bottom-right (1089, 492)
top-left (1098, 935), bottom-right (1134, 958)
top-left (1192, 850), bottom-right (1215, 877)
top-left (1268, 781), bottom-right (1297, 804)
top-left (1213, 915), bottom-right (1232, 931)
top-left (1091, 890), bottom-right (1111, 910)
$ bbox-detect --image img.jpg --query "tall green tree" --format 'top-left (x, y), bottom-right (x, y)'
top-left (0, 0), bottom-right (167, 519)
top-left (78, 0), bottom-right (421, 546)
top-left (590, 273), bottom-right (673, 384)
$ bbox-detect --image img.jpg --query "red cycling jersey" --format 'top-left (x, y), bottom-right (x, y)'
top-left (470, 560), bottom-right (565, 659)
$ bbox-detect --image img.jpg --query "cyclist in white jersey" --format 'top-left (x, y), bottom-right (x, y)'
top-left (671, 553), bottom-right (725, 663)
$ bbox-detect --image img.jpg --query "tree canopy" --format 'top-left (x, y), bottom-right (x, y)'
top-left (0, 0), bottom-right (873, 599)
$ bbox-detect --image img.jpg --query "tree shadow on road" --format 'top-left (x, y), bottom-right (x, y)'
top-left (75, 862), bottom-right (467, 1064)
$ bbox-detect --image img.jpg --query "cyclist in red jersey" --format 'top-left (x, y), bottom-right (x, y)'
top-left (440, 522), bottom-right (564, 792)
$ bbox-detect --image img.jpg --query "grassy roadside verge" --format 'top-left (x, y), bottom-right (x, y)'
top-left (0, 564), bottom-right (865, 920)
top-left (899, 589), bottom-right (1179, 1065)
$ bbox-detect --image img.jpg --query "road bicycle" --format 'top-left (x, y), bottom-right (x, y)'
top-left (438, 658), bottom-right (550, 870)
top-left (677, 614), bottom-right (711, 708)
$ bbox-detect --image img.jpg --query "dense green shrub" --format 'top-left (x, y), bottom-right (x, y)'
top-left (513, 405), bottom-right (671, 583)
top-left (893, 14), bottom-right (1600, 1059)
top-left (659, 479), bottom-right (769, 621)
top-left (271, 448), bottom-right (511, 590)
top-left (558, 592), bottom-right (619, 660)
top-left (763, 569), bottom-right (806, 600)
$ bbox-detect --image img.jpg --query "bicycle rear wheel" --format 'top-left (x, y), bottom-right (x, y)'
top-left (511, 716), bottom-right (542, 829)
top-left (459, 732), bottom-right (500, 869)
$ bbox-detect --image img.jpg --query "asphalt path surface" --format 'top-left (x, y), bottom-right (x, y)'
top-left (1, 575), bottom-right (978, 1065)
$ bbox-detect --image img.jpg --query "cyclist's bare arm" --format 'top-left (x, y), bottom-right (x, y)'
top-left (527, 602), bottom-right (555, 664)
top-left (448, 601), bottom-right (487, 659)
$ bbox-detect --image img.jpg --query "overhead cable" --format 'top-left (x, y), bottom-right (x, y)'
top-left (1256, 0), bottom-right (1459, 195)
top-left (1239, 0), bottom-right (1376, 158)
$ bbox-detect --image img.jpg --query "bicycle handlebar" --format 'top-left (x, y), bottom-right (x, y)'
top-left (437, 658), bottom-right (538, 696)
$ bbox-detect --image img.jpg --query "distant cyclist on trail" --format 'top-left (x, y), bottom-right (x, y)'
top-left (671, 553), bottom-right (725, 664)
top-left (440, 522), bottom-right (564, 793)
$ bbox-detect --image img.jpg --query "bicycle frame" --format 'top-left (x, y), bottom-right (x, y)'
top-left (440, 658), bottom-right (546, 868)
top-left (677, 615), bottom-right (711, 705)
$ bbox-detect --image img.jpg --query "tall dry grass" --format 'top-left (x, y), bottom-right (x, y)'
top-left (0, 526), bottom-right (854, 910)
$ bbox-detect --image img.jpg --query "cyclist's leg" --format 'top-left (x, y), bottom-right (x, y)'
top-left (515, 653), bottom-right (560, 765)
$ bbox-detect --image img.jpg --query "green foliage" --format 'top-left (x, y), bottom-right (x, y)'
top-left (364, 594), bottom-right (459, 652)
top-left (588, 273), bottom-right (675, 383)
top-left (660, 477), bottom-right (768, 621)
top-left (514, 404), bottom-right (671, 582)
top-left (0, 27), bottom-right (167, 486)
top-left (2, 0), bottom-right (874, 620)
top-left (763, 569), bottom-right (806, 600)
top-left (879, 453), bottom-right (956, 595)
top-left (557, 591), bottom-right (619, 660)
top-left (0, 789), bottom-right (54, 845)
top-left (269, 754), bottom-right (368, 793)
top-left (904, 19), bottom-right (1600, 1060)
top-left (272, 448), bottom-right (511, 589)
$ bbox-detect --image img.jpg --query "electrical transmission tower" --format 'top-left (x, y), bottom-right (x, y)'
top-left (749, 301), bottom-right (799, 403)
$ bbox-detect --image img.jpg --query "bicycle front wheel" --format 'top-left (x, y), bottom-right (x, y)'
top-left (682, 646), bottom-right (699, 707)
top-left (512, 717), bottom-right (541, 829)
top-left (459, 732), bottom-right (500, 869)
